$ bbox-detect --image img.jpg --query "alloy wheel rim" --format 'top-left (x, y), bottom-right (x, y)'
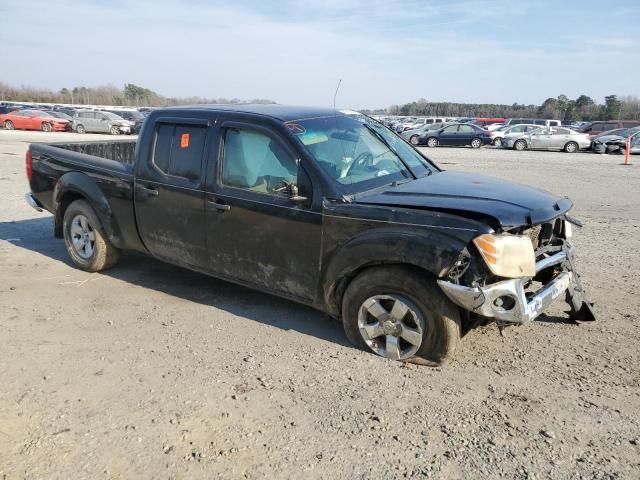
top-left (70, 214), bottom-right (96, 259)
top-left (357, 295), bottom-right (425, 360)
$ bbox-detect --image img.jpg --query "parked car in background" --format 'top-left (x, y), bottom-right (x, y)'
top-left (0, 109), bottom-right (71, 132)
top-left (504, 127), bottom-right (590, 153)
top-left (492, 124), bottom-right (544, 147)
top-left (470, 118), bottom-right (506, 129)
top-left (43, 110), bottom-right (73, 122)
top-left (101, 109), bottom-right (145, 134)
top-left (591, 127), bottom-right (640, 154)
top-left (395, 118), bottom-right (418, 133)
top-left (503, 118), bottom-right (562, 128)
top-left (486, 123), bottom-right (506, 131)
top-left (402, 122), bottom-right (451, 145)
top-left (578, 121), bottom-right (640, 137)
top-left (420, 123), bottom-right (493, 148)
top-left (72, 110), bottom-right (131, 134)
top-left (618, 131), bottom-right (640, 154)
top-left (0, 103), bottom-right (25, 115)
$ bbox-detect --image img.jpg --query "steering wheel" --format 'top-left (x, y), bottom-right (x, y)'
top-left (346, 152), bottom-right (374, 177)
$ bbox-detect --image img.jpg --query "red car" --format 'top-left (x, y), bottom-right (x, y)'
top-left (0, 109), bottom-right (71, 132)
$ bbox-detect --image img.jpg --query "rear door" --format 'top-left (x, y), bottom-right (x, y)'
top-left (530, 127), bottom-right (553, 148)
top-left (551, 127), bottom-right (570, 149)
top-left (11, 110), bottom-right (28, 129)
top-left (456, 124), bottom-right (475, 145)
top-left (134, 116), bottom-right (212, 268)
top-left (204, 116), bottom-right (322, 301)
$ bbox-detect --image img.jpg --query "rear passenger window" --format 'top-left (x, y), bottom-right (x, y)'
top-left (152, 124), bottom-right (207, 181)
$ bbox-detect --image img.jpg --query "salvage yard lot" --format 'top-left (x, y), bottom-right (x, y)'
top-left (1, 130), bottom-right (639, 479)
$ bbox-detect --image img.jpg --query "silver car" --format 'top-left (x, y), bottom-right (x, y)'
top-left (72, 110), bottom-right (132, 135)
top-left (492, 124), bottom-right (543, 147)
top-left (504, 127), bottom-right (591, 153)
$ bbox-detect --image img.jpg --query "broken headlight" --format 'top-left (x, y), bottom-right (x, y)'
top-left (473, 233), bottom-right (535, 278)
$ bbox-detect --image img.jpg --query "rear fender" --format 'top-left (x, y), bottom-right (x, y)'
top-left (53, 171), bottom-right (122, 246)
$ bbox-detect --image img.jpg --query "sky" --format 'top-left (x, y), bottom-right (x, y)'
top-left (1, 0), bottom-right (639, 109)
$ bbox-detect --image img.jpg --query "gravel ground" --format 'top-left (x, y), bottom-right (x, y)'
top-left (1, 130), bottom-right (639, 479)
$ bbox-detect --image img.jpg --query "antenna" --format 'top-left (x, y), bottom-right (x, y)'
top-left (333, 79), bottom-right (342, 110)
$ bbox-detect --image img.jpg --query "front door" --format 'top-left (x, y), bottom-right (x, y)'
top-left (439, 125), bottom-right (459, 146)
top-left (134, 118), bottom-right (211, 268)
top-left (205, 119), bottom-right (322, 301)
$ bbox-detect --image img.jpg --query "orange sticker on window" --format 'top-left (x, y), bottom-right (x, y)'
top-left (180, 133), bottom-right (190, 148)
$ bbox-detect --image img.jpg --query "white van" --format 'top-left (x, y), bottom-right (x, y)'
top-left (504, 118), bottom-right (561, 128)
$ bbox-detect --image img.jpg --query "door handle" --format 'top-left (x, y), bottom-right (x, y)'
top-left (207, 199), bottom-right (230, 212)
top-left (137, 184), bottom-right (159, 197)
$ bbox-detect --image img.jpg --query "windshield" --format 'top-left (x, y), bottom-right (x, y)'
top-left (288, 114), bottom-right (437, 194)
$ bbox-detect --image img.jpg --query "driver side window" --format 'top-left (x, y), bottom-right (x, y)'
top-left (221, 128), bottom-right (298, 195)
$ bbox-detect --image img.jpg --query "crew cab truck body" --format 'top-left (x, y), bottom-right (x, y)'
top-left (26, 105), bottom-right (595, 365)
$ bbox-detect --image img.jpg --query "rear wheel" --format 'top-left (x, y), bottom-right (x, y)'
top-left (470, 138), bottom-right (482, 149)
top-left (4, 120), bottom-right (14, 130)
top-left (410, 135), bottom-right (419, 145)
top-left (426, 137), bottom-right (438, 148)
top-left (514, 139), bottom-right (527, 151)
top-left (63, 200), bottom-right (120, 272)
top-left (342, 266), bottom-right (461, 365)
top-left (564, 141), bottom-right (578, 153)
top-left (41, 122), bottom-right (52, 132)
top-left (76, 124), bottom-right (86, 134)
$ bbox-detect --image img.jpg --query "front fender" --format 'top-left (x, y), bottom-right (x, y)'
top-left (319, 201), bottom-right (490, 315)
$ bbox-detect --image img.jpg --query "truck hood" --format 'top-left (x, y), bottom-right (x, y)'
top-left (354, 171), bottom-right (572, 229)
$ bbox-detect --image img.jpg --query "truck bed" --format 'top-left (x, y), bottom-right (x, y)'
top-left (47, 139), bottom-right (137, 165)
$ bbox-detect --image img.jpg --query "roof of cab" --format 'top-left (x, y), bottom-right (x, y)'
top-left (164, 104), bottom-right (345, 122)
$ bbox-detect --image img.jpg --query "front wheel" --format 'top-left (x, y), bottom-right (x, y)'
top-left (63, 200), bottom-right (120, 272)
top-left (409, 135), bottom-right (419, 145)
top-left (470, 138), bottom-right (482, 149)
top-left (76, 124), bottom-right (86, 134)
top-left (426, 137), bottom-right (438, 148)
top-left (493, 137), bottom-right (503, 147)
top-left (110, 125), bottom-right (120, 135)
top-left (564, 141), bottom-right (578, 153)
top-left (342, 266), bottom-right (461, 365)
top-left (41, 122), bottom-right (52, 132)
top-left (514, 139), bottom-right (527, 151)
top-left (4, 120), bottom-right (14, 130)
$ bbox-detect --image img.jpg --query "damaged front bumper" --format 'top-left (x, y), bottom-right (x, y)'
top-left (437, 247), bottom-right (595, 324)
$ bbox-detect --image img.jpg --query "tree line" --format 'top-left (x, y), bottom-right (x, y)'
top-left (366, 95), bottom-right (640, 121)
top-left (0, 82), bottom-right (275, 107)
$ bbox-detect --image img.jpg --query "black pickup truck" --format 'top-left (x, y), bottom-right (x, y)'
top-left (25, 105), bottom-right (595, 365)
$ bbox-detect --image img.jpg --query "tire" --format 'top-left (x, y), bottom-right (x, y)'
top-left (409, 135), bottom-right (419, 145)
top-left (426, 137), bottom-right (438, 148)
top-left (470, 138), bottom-right (482, 149)
top-left (342, 266), bottom-right (461, 365)
top-left (62, 200), bottom-right (120, 272)
top-left (564, 141), bottom-right (578, 153)
top-left (76, 124), bottom-right (86, 134)
top-left (41, 122), bottom-right (52, 132)
top-left (4, 120), bottom-right (14, 130)
top-left (493, 137), bottom-right (503, 147)
top-left (514, 139), bottom-right (527, 151)
top-left (110, 125), bottom-right (120, 135)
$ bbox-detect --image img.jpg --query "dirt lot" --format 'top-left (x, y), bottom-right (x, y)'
top-left (1, 130), bottom-right (639, 479)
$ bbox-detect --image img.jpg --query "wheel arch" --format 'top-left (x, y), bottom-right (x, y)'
top-left (53, 172), bottom-right (123, 247)
top-left (320, 229), bottom-right (473, 317)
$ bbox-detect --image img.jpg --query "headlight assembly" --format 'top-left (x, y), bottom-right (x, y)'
top-left (473, 233), bottom-right (535, 278)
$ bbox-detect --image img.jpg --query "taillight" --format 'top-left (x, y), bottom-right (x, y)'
top-left (26, 150), bottom-right (32, 182)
